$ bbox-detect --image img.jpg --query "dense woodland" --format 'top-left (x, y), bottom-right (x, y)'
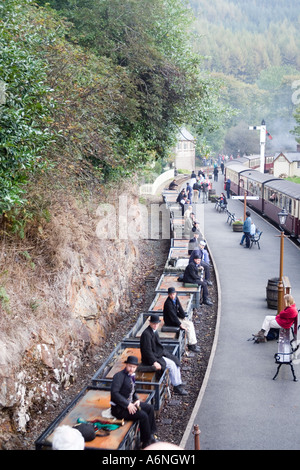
top-left (189, 0), bottom-right (300, 156)
top-left (0, 0), bottom-right (300, 233)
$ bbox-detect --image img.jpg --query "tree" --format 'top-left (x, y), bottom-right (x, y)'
top-left (0, 0), bottom-right (55, 213)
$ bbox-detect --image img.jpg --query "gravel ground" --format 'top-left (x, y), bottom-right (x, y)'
top-left (17, 192), bottom-right (217, 450)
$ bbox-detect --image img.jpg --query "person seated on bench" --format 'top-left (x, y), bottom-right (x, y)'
top-left (199, 239), bottom-right (210, 264)
top-left (110, 355), bottom-right (157, 449)
top-left (188, 244), bottom-right (212, 286)
top-left (184, 208), bottom-right (195, 237)
top-left (254, 294), bottom-right (298, 343)
top-left (140, 314), bottom-right (188, 396)
top-left (176, 188), bottom-right (186, 203)
top-left (179, 194), bottom-right (190, 216)
top-left (183, 255), bottom-right (213, 306)
top-left (163, 287), bottom-right (200, 353)
top-left (188, 230), bottom-right (201, 254)
top-left (218, 193), bottom-right (227, 209)
top-left (168, 179), bottom-right (178, 190)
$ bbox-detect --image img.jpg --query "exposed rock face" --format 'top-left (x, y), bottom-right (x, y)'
top-left (0, 190), bottom-right (148, 445)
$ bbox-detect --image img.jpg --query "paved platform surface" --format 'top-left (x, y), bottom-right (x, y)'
top-left (180, 174), bottom-right (300, 450)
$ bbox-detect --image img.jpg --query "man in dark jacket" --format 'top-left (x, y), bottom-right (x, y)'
top-left (140, 314), bottom-right (188, 396)
top-left (163, 287), bottom-right (200, 352)
top-left (183, 255), bottom-right (213, 306)
top-left (110, 355), bottom-right (157, 449)
top-left (188, 246), bottom-right (212, 285)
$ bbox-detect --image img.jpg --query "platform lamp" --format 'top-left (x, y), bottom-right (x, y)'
top-left (277, 208), bottom-right (289, 314)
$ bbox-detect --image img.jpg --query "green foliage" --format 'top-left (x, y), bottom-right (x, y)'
top-left (1, 0), bottom-right (230, 227)
top-left (36, 0), bottom-right (230, 169)
top-left (0, 0), bottom-right (56, 213)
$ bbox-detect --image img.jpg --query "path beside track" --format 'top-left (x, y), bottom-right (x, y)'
top-left (181, 174), bottom-right (300, 450)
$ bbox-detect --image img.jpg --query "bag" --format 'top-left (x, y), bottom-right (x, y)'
top-left (177, 273), bottom-right (184, 282)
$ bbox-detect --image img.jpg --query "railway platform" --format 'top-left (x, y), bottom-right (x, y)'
top-left (181, 175), bottom-right (300, 450)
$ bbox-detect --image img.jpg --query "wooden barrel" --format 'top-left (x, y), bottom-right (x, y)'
top-left (266, 277), bottom-right (279, 310)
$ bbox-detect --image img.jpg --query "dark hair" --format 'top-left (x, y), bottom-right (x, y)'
top-left (246, 211), bottom-right (251, 217)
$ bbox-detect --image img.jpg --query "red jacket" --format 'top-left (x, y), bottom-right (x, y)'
top-left (276, 304), bottom-right (298, 329)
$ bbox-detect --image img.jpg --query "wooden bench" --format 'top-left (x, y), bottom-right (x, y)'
top-left (273, 311), bottom-right (299, 382)
top-left (35, 386), bottom-right (154, 450)
top-left (155, 273), bottom-right (201, 308)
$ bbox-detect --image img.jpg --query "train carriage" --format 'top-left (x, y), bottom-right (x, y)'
top-left (224, 163), bottom-right (250, 195)
top-left (263, 179), bottom-right (300, 238)
top-left (245, 155), bottom-right (261, 169)
top-left (225, 161), bottom-right (300, 239)
top-left (238, 170), bottom-right (279, 212)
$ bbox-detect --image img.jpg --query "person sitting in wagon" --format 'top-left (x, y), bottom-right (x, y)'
top-left (110, 355), bottom-right (157, 449)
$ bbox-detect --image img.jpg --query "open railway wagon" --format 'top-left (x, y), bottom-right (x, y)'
top-left (35, 386), bottom-right (155, 450)
top-left (164, 246), bottom-right (190, 273)
top-left (170, 215), bottom-right (185, 238)
top-left (91, 341), bottom-right (179, 411)
top-left (171, 238), bottom-right (190, 249)
top-left (162, 191), bottom-right (178, 206)
top-left (123, 312), bottom-right (186, 358)
top-left (155, 272), bottom-right (202, 309)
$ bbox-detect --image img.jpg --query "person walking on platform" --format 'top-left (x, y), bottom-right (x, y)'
top-left (110, 355), bottom-right (157, 449)
top-left (243, 211), bottom-right (252, 248)
top-left (163, 287), bottom-right (200, 353)
top-left (183, 254), bottom-right (213, 306)
top-left (140, 314), bottom-right (188, 396)
top-left (254, 294), bottom-right (298, 342)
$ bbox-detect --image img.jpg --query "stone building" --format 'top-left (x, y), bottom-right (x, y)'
top-left (273, 147), bottom-right (300, 178)
top-left (174, 127), bottom-right (196, 172)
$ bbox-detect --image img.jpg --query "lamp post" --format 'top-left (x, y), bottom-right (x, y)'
top-left (277, 208), bottom-right (288, 314)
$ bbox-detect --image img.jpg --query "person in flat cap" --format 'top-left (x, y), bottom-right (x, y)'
top-left (110, 355), bottom-right (157, 449)
top-left (163, 287), bottom-right (200, 353)
top-left (183, 254), bottom-right (213, 306)
top-left (140, 314), bottom-right (188, 396)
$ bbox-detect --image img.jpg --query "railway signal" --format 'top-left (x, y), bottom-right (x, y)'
top-left (248, 119), bottom-right (267, 174)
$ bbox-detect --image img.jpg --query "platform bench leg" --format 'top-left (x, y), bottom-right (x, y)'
top-left (273, 363), bottom-right (282, 381)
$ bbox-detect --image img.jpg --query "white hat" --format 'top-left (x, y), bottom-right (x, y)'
top-left (199, 240), bottom-right (206, 246)
top-left (52, 425), bottom-right (85, 450)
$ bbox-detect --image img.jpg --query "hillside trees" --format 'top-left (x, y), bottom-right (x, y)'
top-left (1, 0), bottom-right (228, 221)
top-left (189, 0), bottom-right (300, 155)
top-left (0, 0), bottom-right (55, 213)
top-left (36, 0), bottom-right (229, 164)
